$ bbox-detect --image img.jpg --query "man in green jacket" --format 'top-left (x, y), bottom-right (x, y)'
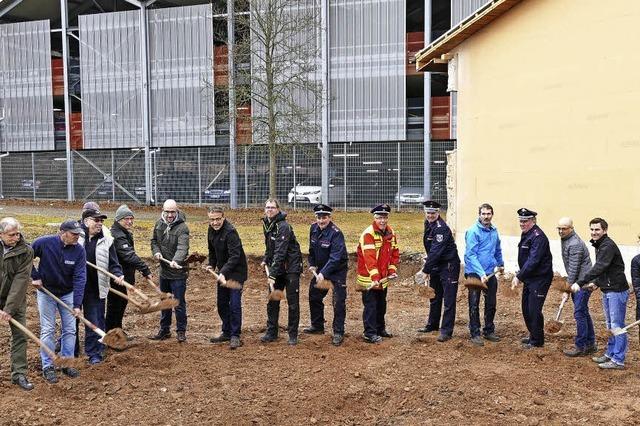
top-left (0, 217), bottom-right (35, 391)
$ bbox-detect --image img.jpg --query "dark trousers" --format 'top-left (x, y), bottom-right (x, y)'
top-left (308, 276), bottom-right (347, 335)
top-left (522, 276), bottom-right (551, 346)
top-left (572, 289), bottom-right (595, 349)
top-left (634, 281), bottom-right (640, 321)
top-left (105, 281), bottom-right (129, 332)
top-left (426, 262), bottom-right (461, 336)
top-left (160, 278), bottom-right (187, 332)
top-left (83, 295), bottom-right (106, 359)
top-left (217, 282), bottom-right (243, 337)
top-left (361, 287), bottom-right (387, 337)
top-left (266, 273), bottom-right (300, 337)
top-left (467, 274), bottom-right (498, 337)
top-left (8, 307), bottom-right (28, 380)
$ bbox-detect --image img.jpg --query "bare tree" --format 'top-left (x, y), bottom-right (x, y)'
top-left (214, 0), bottom-right (322, 199)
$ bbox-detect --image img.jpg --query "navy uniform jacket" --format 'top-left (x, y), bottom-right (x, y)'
top-left (308, 221), bottom-right (348, 282)
top-left (517, 224), bottom-right (553, 283)
top-left (422, 217), bottom-right (460, 274)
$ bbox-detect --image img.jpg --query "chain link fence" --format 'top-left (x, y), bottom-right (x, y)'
top-left (0, 140), bottom-right (455, 210)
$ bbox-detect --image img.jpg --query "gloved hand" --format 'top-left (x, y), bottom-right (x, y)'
top-left (218, 274), bottom-right (227, 286)
top-left (494, 266), bottom-right (505, 274)
top-left (316, 273), bottom-right (325, 285)
top-left (369, 280), bottom-right (380, 290)
top-left (570, 283), bottom-right (580, 293)
top-left (169, 260), bottom-right (180, 269)
top-left (414, 270), bottom-right (427, 283)
top-left (154, 252), bottom-right (162, 260)
top-left (309, 266), bottom-right (317, 274)
top-left (481, 275), bottom-right (489, 284)
top-left (267, 277), bottom-right (276, 287)
top-left (388, 273), bottom-right (398, 280)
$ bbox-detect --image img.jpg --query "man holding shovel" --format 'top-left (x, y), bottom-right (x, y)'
top-left (31, 220), bottom-right (86, 383)
top-left (463, 203), bottom-right (504, 346)
top-left (304, 204), bottom-right (349, 346)
top-left (107, 204), bottom-right (153, 336)
top-left (557, 217), bottom-right (596, 357)
top-left (260, 199), bottom-right (302, 346)
top-left (150, 199), bottom-right (190, 343)
top-left (513, 208), bottom-right (553, 349)
top-left (79, 208), bottom-right (125, 365)
top-left (0, 217), bottom-right (35, 390)
top-left (357, 204), bottom-right (399, 343)
top-left (573, 218), bottom-right (628, 370)
top-left (415, 200), bottom-right (460, 343)
top-left (206, 206), bottom-right (247, 349)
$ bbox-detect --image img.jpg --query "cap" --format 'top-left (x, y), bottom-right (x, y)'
top-left (422, 200), bottom-right (441, 213)
top-left (370, 203), bottom-right (391, 215)
top-left (82, 201), bottom-right (100, 212)
top-left (115, 204), bottom-right (134, 222)
top-left (517, 208), bottom-right (537, 220)
top-left (59, 220), bottom-right (83, 234)
top-left (313, 204), bottom-right (333, 215)
top-left (82, 209), bottom-right (108, 220)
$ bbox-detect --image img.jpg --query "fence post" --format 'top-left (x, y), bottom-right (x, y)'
top-left (111, 150), bottom-right (115, 201)
top-left (292, 145), bottom-right (297, 210)
top-left (244, 147), bottom-right (248, 208)
top-left (396, 142), bottom-right (401, 212)
top-left (197, 147), bottom-right (202, 207)
top-left (342, 143), bottom-right (347, 210)
top-left (31, 153), bottom-right (36, 201)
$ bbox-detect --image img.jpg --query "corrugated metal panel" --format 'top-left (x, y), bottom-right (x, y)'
top-left (79, 11), bottom-right (142, 149)
top-left (79, 5), bottom-right (214, 149)
top-left (329, 0), bottom-right (406, 142)
top-left (0, 20), bottom-right (54, 152)
top-left (451, 0), bottom-right (490, 26)
top-left (149, 5), bottom-right (214, 147)
top-left (250, 0), bottom-right (322, 146)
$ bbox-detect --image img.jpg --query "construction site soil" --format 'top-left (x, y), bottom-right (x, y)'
top-left (1, 202), bottom-right (639, 424)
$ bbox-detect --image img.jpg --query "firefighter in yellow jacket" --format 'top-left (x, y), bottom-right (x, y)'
top-left (356, 204), bottom-right (400, 343)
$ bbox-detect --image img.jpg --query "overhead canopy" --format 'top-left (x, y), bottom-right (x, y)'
top-left (416, 0), bottom-right (523, 72)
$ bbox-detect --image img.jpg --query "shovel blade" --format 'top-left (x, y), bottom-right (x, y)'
top-left (102, 328), bottom-right (128, 350)
top-left (611, 327), bottom-right (627, 336)
top-left (138, 298), bottom-right (179, 314)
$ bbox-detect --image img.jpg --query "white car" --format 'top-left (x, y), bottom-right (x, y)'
top-left (288, 184), bottom-right (322, 204)
top-left (394, 186), bottom-right (427, 205)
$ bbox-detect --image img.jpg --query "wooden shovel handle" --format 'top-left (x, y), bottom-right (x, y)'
top-left (87, 261), bottom-right (150, 302)
top-left (202, 266), bottom-right (220, 281)
top-left (37, 286), bottom-right (105, 337)
top-left (9, 317), bottom-right (58, 360)
top-left (159, 256), bottom-right (183, 269)
top-left (555, 293), bottom-right (570, 321)
top-left (108, 286), bottom-right (145, 309)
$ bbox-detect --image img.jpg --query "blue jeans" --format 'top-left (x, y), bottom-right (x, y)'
top-left (602, 290), bottom-right (628, 365)
top-left (160, 278), bottom-right (187, 332)
top-left (572, 289), bottom-right (595, 349)
top-left (467, 274), bottom-right (498, 337)
top-left (217, 283), bottom-right (242, 337)
top-left (83, 294), bottom-right (106, 360)
top-left (37, 290), bottom-right (76, 369)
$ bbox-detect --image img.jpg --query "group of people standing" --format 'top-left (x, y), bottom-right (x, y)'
top-left (1, 197), bottom-right (639, 391)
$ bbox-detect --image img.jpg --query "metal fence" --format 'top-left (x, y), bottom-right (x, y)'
top-left (0, 140), bottom-right (455, 210)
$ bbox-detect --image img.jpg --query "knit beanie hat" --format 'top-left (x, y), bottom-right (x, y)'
top-left (115, 204), bottom-right (134, 222)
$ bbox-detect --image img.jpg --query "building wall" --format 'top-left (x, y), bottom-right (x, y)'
top-left (451, 0), bottom-right (640, 274)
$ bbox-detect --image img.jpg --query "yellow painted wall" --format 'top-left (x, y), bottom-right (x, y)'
top-left (453, 0), bottom-right (640, 245)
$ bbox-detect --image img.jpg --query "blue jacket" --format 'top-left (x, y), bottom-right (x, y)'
top-left (31, 234), bottom-right (87, 308)
top-left (517, 224), bottom-right (553, 283)
top-left (422, 217), bottom-right (460, 274)
top-left (464, 220), bottom-right (504, 276)
top-left (308, 221), bottom-right (348, 282)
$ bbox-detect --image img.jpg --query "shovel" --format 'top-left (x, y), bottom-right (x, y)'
top-left (38, 286), bottom-right (127, 351)
top-left (87, 261), bottom-right (178, 314)
top-left (611, 319), bottom-right (640, 336)
top-left (143, 277), bottom-right (174, 300)
top-left (4, 317), bottom-right (82, 369)
top-left (413, 270), bottom-right (436, 298)
top-left (202, 266), bottom-right (242, 290)
top-left (545, 292), bottom-right (569, 334)
top-left (464, 271), bottom-right (498, 291)
top-left (264, 265), bottom-right (284, 301)
top-left (311, 270), bottom-right (333, 290)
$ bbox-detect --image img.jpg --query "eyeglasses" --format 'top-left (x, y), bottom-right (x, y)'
top-left (265, 206), bottom-right (277, 210)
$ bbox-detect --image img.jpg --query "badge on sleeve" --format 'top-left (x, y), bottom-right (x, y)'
top-left (436, 234), bottom-right (444, 243)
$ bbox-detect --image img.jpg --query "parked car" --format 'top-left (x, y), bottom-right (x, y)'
top-left (21, 179), bottom-right (41, 190)
top-left (203, 188), bottom-right (231, 202)
top-left (394, 186), bottom-right (426, 205)
top-left (288, 178), bottom-right (346, 205)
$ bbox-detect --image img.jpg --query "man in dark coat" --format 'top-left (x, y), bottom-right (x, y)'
top-left (260, 199), bottom-right (302, 346)
top-left (207, 206), bottom-right (248, 349)
top-left (107, 204), bottom-right (153, 334)
top-left (0, 217), bottom-right (34, 390)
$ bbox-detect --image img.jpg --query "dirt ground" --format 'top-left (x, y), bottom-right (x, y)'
top-left (1, 204), bottom-right (640, 424)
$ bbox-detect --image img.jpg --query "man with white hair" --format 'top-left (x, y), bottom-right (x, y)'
top-left (557, 217), bottom-right (596, 357)
top-left (150, 199), bottom-right (190, 342)
top-left (0, 217), bottom-right (34, 390)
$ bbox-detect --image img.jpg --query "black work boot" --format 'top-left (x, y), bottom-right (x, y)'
top-left (303, 326), bottom-right (324, 335)
top-left (12, 374), bottom-right (34, 391)
top-left (288, 334), bottom-right (298, 346)
top-left (42, 366), bottom-right (58, 384)
top-left (209, 333), bottom-right (231, 343)
top-left (176, 331), bottom-right (187, 343)
top-left (149, 329), bottom-right (171, 341)
top-left (332, 334), bottom-right (344, 346)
